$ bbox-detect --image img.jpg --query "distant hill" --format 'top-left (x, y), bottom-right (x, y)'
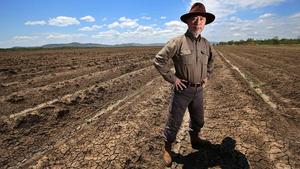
top-left (9, 42), bottom-right (165, 49)
top-left (112, 43), bottom-right (165, 47)
top-left (2, 41), bottom-right (228, 50)
top-left (41, 42), bottom-right (111, 48)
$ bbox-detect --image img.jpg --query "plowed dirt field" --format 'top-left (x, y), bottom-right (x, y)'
top-left (0, 46), bottom-right (299, 169)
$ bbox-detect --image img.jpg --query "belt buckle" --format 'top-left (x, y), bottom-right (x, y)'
top-left (183, 81), bottom-right (189, 87)
top-left (195, 82), bottom-right (202, 87)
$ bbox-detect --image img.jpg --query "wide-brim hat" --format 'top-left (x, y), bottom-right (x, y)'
top-left (180, 3), bottom-right (215, 25)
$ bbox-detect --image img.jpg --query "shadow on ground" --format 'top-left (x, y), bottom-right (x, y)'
top-left (173, 137), bottom-right (249, 169)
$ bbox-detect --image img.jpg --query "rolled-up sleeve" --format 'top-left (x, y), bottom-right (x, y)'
top-left (153, 39), bottom-right (178, 84)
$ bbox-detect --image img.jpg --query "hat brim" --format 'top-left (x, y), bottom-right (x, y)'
top-left (180, 12), bottom-right (215, 25)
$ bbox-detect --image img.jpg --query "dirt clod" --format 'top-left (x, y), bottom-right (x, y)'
top-left (15, 114), bottom-right (42, 128)
top-left (56, 109), bottom-right (70, 119)
top-left (7, 94), bottom-right (25, 103)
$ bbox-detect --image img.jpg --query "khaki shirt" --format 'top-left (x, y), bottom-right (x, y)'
top-left (153, 30), bottom-right (215, 84)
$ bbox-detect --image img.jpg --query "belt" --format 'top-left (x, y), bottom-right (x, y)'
top-left (182, 81), bottom-right (203, 87)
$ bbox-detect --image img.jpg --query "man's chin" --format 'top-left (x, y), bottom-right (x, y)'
top-left (192, 28), bottom-right (202, 33)
top-left (194, 30), bottom-right (202, 34)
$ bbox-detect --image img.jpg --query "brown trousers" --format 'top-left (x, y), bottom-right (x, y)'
top-left (163, 86), bottom-right (204, 143)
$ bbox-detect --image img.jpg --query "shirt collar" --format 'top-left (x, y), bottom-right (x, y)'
top-left (185, 29), bottom-right (202, 42)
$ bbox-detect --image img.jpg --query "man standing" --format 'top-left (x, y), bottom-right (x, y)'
top-left (153, 2), bottom-right (216, 167)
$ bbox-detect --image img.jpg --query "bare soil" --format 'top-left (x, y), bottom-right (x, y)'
top-left (0, 46), bottom-right (299, 169)
top-left (215, 45), bottom-right (300, 119)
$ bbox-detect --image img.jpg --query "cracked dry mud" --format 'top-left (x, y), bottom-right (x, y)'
top-left (0, 46), bottom-right (299, 169)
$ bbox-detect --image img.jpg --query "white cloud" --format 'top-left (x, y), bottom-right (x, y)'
top-left (136, 25), bottom-right (154, 32)
top-left (48, 16), bottom-right (80, 27)
top-left (25, 20), bottom-right (47, 26)
top-left (80, 15), bottom-right (96, 22)
top-left (3, 33), bottom-right (91, 48)
top-left (203, 14), bottom-right (300, 42)
top-left (165, 21), bottom-right (187, 32)
top-left (3, 0), bottom-right (299, 48)
top-left (47, 33), bottom-right (86, 39)
top-left (190, 0), bottom-right (235, 18)
top-left (140, 16), bottom-right (151, 20)
top-left (233, 33), bottom-right (242, 36)
top-left (119, 17), bottom-right (139, 28)
top-left (79, 25), bottom-right (103, 31)
top-left (108, 21), bottom-right (119, 29)
top-left (259, 13), bottom-right (275, 19)
top-left (92, 21), bottom-right (187, 44)
top-left (289, 12), bottom-right (300, 18)
top-left (258, 19), bottom-right (264, 23)
top-left (165, 21), bottom-right (186, 28)
top-left (229, 16), bottom-right (242, 22)
top-left (92, 30), bottom-right (121, 39)
top-left (12, 36), bottom-right (38, 41)
top-left (229, 26), bottom-right (239, 31)
top-left (226, 0), bottom-right (284, 8)
top-left (2, 35), bottom-right (41, 48)
top-left (190, 0), bottom-right (284, 18)
top-left (187, 0), bottom-right (299, 42)
top-left (107, 17), bottom-right (139, 29)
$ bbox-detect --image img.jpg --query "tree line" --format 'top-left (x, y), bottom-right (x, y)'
top-left (217, 36), bottom-right (300, 45)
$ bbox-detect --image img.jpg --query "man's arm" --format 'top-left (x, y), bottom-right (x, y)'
top-left (207, 44), bottom-right (215, 79)
top-left (153, 39), bottom-right (178, 84)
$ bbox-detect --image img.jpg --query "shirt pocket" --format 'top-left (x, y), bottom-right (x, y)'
top-left (200, 49), bottom-right (209, 65)
top-left (180, 49), bottom-right (193, 64)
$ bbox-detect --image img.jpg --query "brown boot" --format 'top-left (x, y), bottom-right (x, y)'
top-left (163, 142), bottom-right (172, 167)
top-left (189, 132), bottom-right (211, 149)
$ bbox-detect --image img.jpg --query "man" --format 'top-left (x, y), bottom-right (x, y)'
top-left (153, 2), bottom-right (216, 167)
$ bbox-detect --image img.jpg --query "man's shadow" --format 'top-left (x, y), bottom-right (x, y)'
top-left (173, 137), bottom-right (250, 169)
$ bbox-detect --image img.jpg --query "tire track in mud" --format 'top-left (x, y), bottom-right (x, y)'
top-left (0, 54), bottom-right (151, 95)
top-left (169, 52), bottom-right (298, 169)
top-left (0, 48), bottom-right (158, 84)
top-left (215, 46), bottom-right (300, 109)
top-left (234, 51), bottom-right (299, 76)
top-left (16, 50), bottom-right (299, 169)
top-left (1, 47), bottom-right (298, 169)
top-left (225, 51), bottom-right (298, 78)
top-left (215, 48), bottom-right (300, 134)
top-left (0, 53), bottom-right (145, 83)
top-left (0, 49), bottom-right (114, 70)
top-left (0, 60), bottom-right (152, 116)
top-left (0, 66), bottom-right (160, 168)
top-left (21, 77), bottom-right (171, 168)
top-left (20, 77), bottom-right (170, 168)
top-left (215, 48), bottom-right (300, 136)
top-left (218, 51), bottom-right (278, 109)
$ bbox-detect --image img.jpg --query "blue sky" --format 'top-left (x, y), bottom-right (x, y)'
top-left (0, 0), bottom-right (300, 48)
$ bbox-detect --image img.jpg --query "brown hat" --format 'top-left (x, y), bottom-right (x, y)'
top-left (180, 3), bottom-right (215, 25)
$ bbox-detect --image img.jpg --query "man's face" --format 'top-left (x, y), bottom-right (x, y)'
top-left (187, 15), bottom-right (206, 34)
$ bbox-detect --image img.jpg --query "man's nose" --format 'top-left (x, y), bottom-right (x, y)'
top-left (194, 17), bottom-right (200, 24)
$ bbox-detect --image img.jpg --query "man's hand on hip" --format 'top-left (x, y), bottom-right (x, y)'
top-left (202, 77), bottom-right (208, 88)
top-left (174, 78), bottom-right (187, 91)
